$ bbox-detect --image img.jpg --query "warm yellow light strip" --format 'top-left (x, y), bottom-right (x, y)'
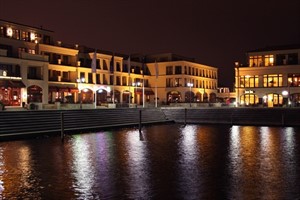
top-left (0, 76), bottom-right (22, 80)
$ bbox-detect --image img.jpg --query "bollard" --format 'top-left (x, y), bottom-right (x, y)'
top-left (61, 112), bottom-right (64, 141)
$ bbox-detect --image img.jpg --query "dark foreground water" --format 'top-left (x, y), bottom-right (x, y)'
top-left (0, 124), bottom-right (300, 199)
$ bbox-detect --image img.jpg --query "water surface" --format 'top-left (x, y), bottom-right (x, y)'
top-left (0, 124), bottom-right (299, 199)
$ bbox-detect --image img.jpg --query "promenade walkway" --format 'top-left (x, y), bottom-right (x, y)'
top-left (0, 108), bottom-right (171, 139)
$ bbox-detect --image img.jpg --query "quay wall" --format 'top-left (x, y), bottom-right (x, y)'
top-left (0, 108), bottom-right (171, 139)
top-left (161, 107), bottom-right (300, 126)
top-left (1, 107), bottom-right (300, 140)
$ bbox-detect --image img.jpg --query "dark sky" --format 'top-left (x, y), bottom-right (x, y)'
top-left (1, 0), bottom-right (300, 88)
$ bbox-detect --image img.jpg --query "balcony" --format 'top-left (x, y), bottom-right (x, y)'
top-left (21, 52), bottom-right (48, 62)
top-left (49, 76), bottom-right (72, 82)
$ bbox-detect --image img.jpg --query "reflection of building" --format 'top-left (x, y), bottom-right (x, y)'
top-left (0, 19), bottom-right (218, 108)
top-left (235, 44), bottom-right (300, 107)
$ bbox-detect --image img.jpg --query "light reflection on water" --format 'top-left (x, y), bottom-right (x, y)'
top-left (0, 124), bottom-right (299, 199)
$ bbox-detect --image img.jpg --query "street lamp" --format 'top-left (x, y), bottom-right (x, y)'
top-left (132, 81), bottom-right (141, 105)
top-left (187, 82), bottom-right (193, 107)
top-left (77, 77), bottom-right (85, 109)
top-left (235, 61), bottom-right (240, 107)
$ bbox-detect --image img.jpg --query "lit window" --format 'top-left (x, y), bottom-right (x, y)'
top-left (264, 55), bottom-right (274, 66)
top-left (30, 32), bottom-right (36, 41)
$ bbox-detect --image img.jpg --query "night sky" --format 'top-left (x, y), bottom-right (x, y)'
top-left (1, 0), bottom-right (299, 88)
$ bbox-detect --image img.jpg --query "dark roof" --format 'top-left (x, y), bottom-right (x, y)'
top-left (248, 44), bottom-right (300, 53)
top-left (0, 18), bottom-right (54, 33)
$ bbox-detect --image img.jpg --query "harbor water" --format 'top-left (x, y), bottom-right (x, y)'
top-left (0, 124), bottom-right (300, 199)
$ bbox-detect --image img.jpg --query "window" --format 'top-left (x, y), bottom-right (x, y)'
top-left (80, 72), bottom-right (85, 80)
top-left (116, 76), bottom-right (121, 85)
top-left (174, 78), bottom-right (182, 87)
top-left (122, 76), bottom-right (127, 86)
top-left (288, 74), bottom-right (300, 87)
top-left (62, 71), bottom-right (69, 82)
top-left (166, 78), bottom-right (173, 87)
top-left (249, 56), bottom-right (263, 67)
top-left (263, 74), bottom-right (282, 87)
top-left (103, 60), bottom-right (108, 70)
top-left (116, 62), bottom-right (121, 71)
top-left (288, 53), bottom-right (298, 65)
top-left (276, 54), bottom-right (286, 65)
top-left (175, 66), bottom-right (182, 74)
top-left (264, 55), bottom-right (274, 66)
top-left (103, 74), bottom-right (108, 84)
top-left (123, 64), bottom-right (128, 73)
top-left (28, 66), bottom-right (42, 80)
top-left (96, 74), bottom-right (101, 84)
top-left (21, 31), bottom-right (30, 41)
top-left (240, 75), bottom-right (259, 88)
top-left (109, 75), bottom-right (114, 85)
top-left (241, 94), bottom-right (259, 105)
top-left (166, 66), bottom-right (173, 75)
top-left (28, 49), bottom-right (35, 54)
top-left (88, 73), bottom-right (93, 83)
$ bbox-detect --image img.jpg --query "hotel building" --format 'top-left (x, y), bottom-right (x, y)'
top-left (235, 44), bottom-right (300, 107)
top-left (0, 19), bottom-right (218, 109)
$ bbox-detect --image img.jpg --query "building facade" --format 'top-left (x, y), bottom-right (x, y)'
top-left (235, 44), bottom-right (300, 107)
top-left (0, 19), bottom-right (218, 109)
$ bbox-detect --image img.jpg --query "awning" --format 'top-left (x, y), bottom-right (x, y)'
top-left (49, 84), bottom-right (78, 92)
top-left (0, 79), bottom-right (26, 88)
top-left (135, 88), bottom-right (154, 95)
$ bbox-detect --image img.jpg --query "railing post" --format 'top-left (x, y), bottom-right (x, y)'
top-left (184, 108), bottom-right (187, 125)
top-left (139, 109), bottom-right (142, 133)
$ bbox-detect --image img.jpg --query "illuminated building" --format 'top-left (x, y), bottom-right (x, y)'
top-left (235, 45), bottom-right (300, 107)
top-left (0, 19), bottom-right (218, 109)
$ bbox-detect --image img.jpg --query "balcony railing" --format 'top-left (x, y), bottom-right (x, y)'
top-left (20, 52), bottom-right (49, 62)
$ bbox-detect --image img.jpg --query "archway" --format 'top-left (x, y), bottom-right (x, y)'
top-left (209, 93), bottom-right (217, 103)
top-left (167, 91), bottom-right (181, 103)
top-left (27, 85), bottom-right (42, 103)
top-left (81, 88), bottom-right (93, 104)
top-left (122, 90), bottom-right (132, 104)
top-left (185, 91), bottom-right (195, 103)
top-left (195, 92), bottom-right (202, 102)
top-left (96, 89), bottom-right (108, 105)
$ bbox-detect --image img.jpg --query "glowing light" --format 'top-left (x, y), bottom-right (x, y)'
top-left (30, 32), bottom-right (36, 41)
top-left (6, 27), bottom-right (12, 37)
top-left (282, 90), bottom-right (288, 96)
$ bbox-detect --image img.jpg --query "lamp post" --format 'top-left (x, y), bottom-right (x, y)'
top-left (235, 62), bottom-right (240, 107)
top-left (187, 82), bottom-right (193, 107)
top-left (77, 77), bottom-right (85, 109)
top-left (288, 79), bottom-right (292, 107)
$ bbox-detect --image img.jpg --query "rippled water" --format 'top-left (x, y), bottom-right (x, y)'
top-left (0, 124), bottom-right (300, 199)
